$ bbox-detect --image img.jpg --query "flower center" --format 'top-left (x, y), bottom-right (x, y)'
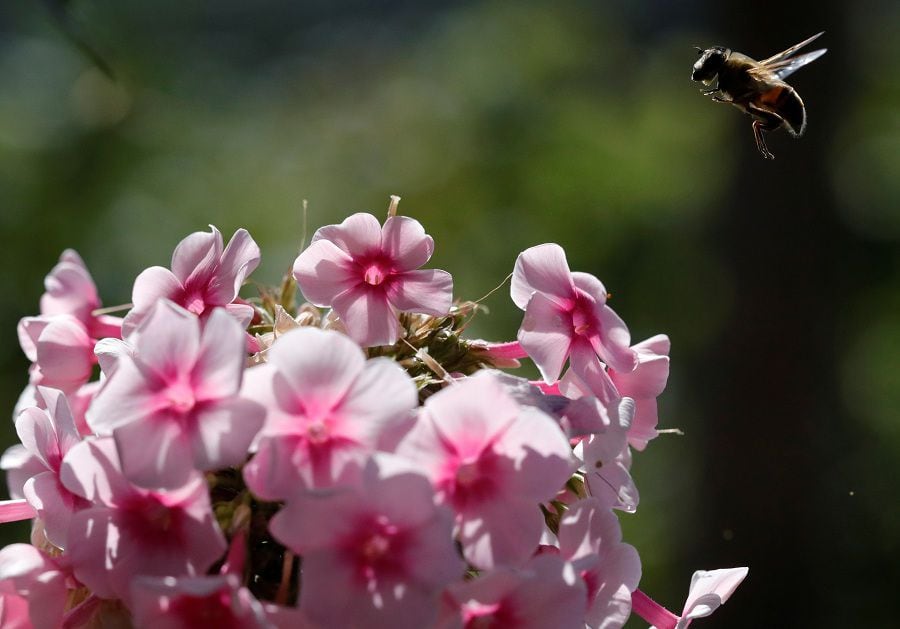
top-left (183, 290), bottom-right (207, 315)
top-left (571, 294), bottom-right (595, 336)
top-left (166, 382), bottom-right (196, 415)
top-left (306, 420), bottom-right (330, 444)
top-left (363, 262), bottom-right (387, 286)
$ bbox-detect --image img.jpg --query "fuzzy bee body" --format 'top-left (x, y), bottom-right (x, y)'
top-left (692, 33), bottom-right (826, 159)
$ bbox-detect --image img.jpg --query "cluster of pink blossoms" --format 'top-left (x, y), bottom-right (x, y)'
top-left (0, 205), bottom-right (747, 628)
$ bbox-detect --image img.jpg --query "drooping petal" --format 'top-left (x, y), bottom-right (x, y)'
top-left (292, 239), bottom-right (358, 307)
top-left (381, 215), bottom-right (435, 271)
top-left (518, 292), bottom-right (573, 384)
top-left (385, 269), bottom-right (453, 316)
top-left (332, 285), bottom-right (400, 347)
top-left (511, 243), bottom-right (576, 310)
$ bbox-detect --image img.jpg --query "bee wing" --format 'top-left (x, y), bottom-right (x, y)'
top-left (764, 48), bottom-right (827, 80)
top-left (760, 31), bottom-right (825, 65)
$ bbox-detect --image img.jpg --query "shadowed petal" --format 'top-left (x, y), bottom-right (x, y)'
top-left (332, 286), bottom-right (400, 347)
top-left (385, 269), bottom-right (453, 316)
top-left (518, 292), bottom-right (572, 384)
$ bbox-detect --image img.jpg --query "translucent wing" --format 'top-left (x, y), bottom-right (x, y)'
top-left (764, 49), bottom-right (828, 79)
top-left (760, 31), bottom-right (825, 65)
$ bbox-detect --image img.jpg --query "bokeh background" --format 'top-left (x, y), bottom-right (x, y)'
top-left (1, 1), bottom-right (898, 626)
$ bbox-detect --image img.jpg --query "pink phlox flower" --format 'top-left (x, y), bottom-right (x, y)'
top-left (634, 567), bottom-right (748, 629)
top-left (436, 553), bottom-right (587, 629)
top-left (87, 301), bottom-right (265, 489)
top-left (16, 250), bottom-right (124, 394)
top-left (554, 498), bottom-right (641, 629)
top-left (130, 575), bottom-right (272, 629)
top-left (0, 543), bottom-right (72, 629)
top-left (510, 243), bottom-right (637, 402)
top-left (292, 212), bottom-right (453, 347)
top-left (670, 567), bottom-right (749, 628)
top-left (15, 387), bottom-right (89, 549)
top-left (271, 454), bottom-right (463, 629)
top-left (60, 437), bottom-right (226, 603)
top-left (243, 327), bottom-right (417, 497)
top-left (560, 371), bottom-right (639, 513)
top-left (608, 335), bottom-right (670, 451)
top-left (39, 249), bottom-right (123, 339)
top-left (123, 226), bottom-right (260, 337)
top-left (396, 372), bottom-right (575, 569)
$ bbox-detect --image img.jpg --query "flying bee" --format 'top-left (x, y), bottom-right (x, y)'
top-left (692, 32), bottom-right (826, 159)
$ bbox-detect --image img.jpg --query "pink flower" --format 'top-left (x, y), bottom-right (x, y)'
top-left (632, 567), bottom-right (748, 629)
top-left (437, 554), bottom-right (587, 629)
top-left (130, 575), bottom-right (271, 629)
top-left (15, 388), bottom-right (88, 549)
top-left (60, 438), bottom-right (226, 603)
top-left (271, 454), bottom-right (463, 629)
top-left (123, 226), bottom-right (260, 337)
top-left (0, 544), bottom-right (71, 629)
top-left (511, 244), bottom-right (636, 400)
top-left (0, 446), bottom-right (45, 501)
top-left (87, 301), bottom-right (265, 489)
top-left (292, 213), bottom-right (453, 347)
top-left (16, 250), bottom-right (124, 395)
top-left (553, 498), bottom-right (641, 628)
top-left (558, 372), bottom-right (639, 512)
top-left (243, 327), bottom-right (418, 497)
top-left (608, 335), bottom-right (670, 451)
top-left (396, 372), bottom-right (574, 569)
top-left (35, 249), bottom-right (123, 340)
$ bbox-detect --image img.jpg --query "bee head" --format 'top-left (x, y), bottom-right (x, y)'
top-left (692, 46), bottom-right (728, 82)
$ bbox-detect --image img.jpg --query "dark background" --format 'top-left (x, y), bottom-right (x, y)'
top-left (1, 1), bottom-right (897, 626)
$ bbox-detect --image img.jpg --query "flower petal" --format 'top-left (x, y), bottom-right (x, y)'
top-left (191, 398), bottom-right (265, 471)
top-left (332, 285), bottom-right (400, 347)
top-left (171, 226), bottom-right (222, 286)
top-left (192, 308), bottom-right (245, 400)
top-left (292, 240), bottom-right (357, 307)
top-left (114, 417), bottom-right (196, 489)
top-left (517, 292), bottom-right (573, 384)
top-left (381, 215), bottom-right (435, 271)
top-left (206, 228), bottom-right (261, 304)
top-left (311, 212), bottom-right (383, 258)
top-left (511, 243), bottom-right (575, 310)
top-left (386, 269), bottom-right (453, 316)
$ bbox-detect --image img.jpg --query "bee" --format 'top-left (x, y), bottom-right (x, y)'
top-left (692, 32), bottom-right (826, 159)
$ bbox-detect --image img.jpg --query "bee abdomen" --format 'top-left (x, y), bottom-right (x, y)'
top-left (761, 86), bottom-right (807, 136)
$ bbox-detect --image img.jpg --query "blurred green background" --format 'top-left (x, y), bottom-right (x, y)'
top-left (1, 1), bottom-right (898, 626)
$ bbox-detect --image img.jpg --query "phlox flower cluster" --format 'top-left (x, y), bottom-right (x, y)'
top-left (0, 203), bottom-right (747, 628)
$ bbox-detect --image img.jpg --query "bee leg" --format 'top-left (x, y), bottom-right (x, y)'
top-left (751, 120), bottom-right (775, 160)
